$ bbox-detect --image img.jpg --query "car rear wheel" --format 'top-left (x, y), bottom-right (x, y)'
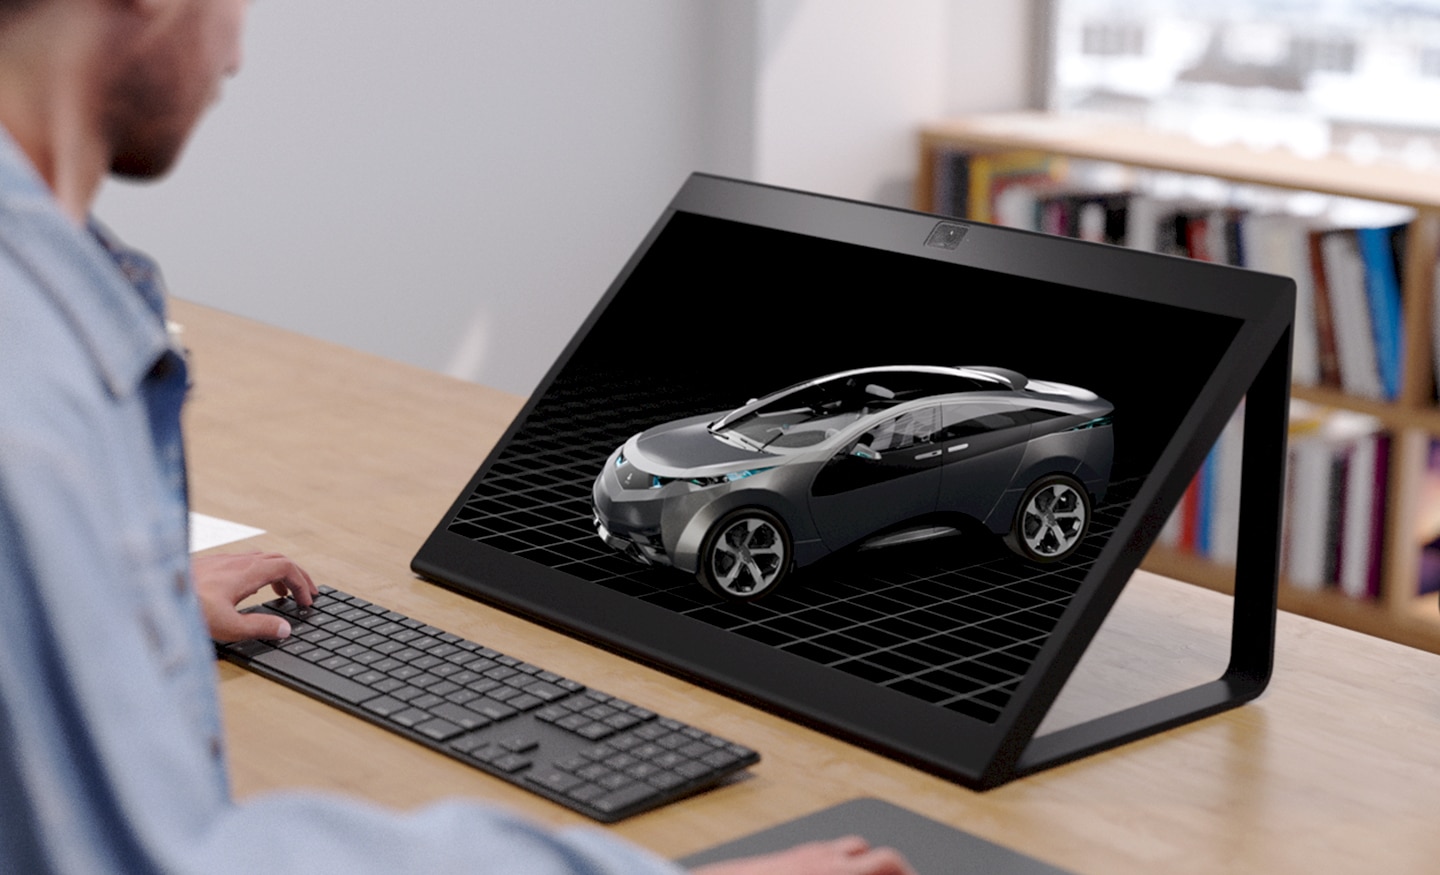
top-left (1005, 474), bottom-right (1090, 563)
top-left (697, 508), bottom-right (792, 600)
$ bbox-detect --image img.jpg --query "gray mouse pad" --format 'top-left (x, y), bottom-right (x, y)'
top-left (676, 797), bottom-right (1075, 874)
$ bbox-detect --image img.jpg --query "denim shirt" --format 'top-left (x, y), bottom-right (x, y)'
top-left (0, 128), bottom-right (682, 875)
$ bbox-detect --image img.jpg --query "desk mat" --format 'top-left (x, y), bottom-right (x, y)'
top-left (677, 797), bottom-right (1075, 875)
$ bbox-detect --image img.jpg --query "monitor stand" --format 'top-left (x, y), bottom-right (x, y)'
top-left (1006, 328), bottom-right (1289, 783)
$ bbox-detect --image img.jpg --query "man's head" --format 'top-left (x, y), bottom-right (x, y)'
top-left (0, 0), bottom-right (248, 209)
top-left (102, 0), bottom-right (249, 179)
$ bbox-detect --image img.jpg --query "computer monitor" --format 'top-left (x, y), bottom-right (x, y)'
top-left (413, 173), bottom-right (1293, 788)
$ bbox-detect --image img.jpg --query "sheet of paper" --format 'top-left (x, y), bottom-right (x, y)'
top-left (189, 512), bottom-right (265, 553)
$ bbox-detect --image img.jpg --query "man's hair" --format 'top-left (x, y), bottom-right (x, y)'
top-left (0, 0), bottom-right (44, 24)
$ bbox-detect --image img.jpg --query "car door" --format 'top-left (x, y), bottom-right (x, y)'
top-left (934, 401), bottom-right (1038, 524)
top-left (806, 406), bottom-right (943, 551)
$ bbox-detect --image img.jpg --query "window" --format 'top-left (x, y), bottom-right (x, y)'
top-left (1048, 0), bottom-right (1440, 163)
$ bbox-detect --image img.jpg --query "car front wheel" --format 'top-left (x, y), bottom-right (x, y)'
top-left (697, 508), bottom-right (792, 600)
top-left (1005, 474), bottom-right (1091, 563)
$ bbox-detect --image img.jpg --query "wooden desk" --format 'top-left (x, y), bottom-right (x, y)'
top-left (179, 299), bottom-right (1440, 874)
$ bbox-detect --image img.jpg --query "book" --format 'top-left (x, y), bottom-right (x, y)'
top-left (1239, 213), bottom-right (1320, 386)
top-left (1208, 406), bottom-right (1246, 565)
top-left (1338, 430), bottom-right (1388, 599)
top-left (1318, 229), bottom-right (1385, 400)
top-left (1283, 404), bottom-right (1386, 595)
top-left (1156, 405), bottom-right (1242, 562)
top-left (964, 151), bottom-right (1055, 224)
top-left (1355, 224), bottom-right (1404, 401)
top-left (931, 149), bottom-right (969, 218)
top-left (1307, 230), bottom-right (1344, 389)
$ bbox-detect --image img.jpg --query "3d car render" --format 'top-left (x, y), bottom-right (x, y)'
top-left (591, 365), bottom-right (1114, 601)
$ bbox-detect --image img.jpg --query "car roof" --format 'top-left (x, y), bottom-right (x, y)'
top-left (713, 365), bottom-right (1102, 432)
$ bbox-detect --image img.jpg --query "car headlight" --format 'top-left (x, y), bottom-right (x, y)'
top-left (688, 468), bottom-right (771, 488)
top-left (614, 452), bottom-right (674, 489)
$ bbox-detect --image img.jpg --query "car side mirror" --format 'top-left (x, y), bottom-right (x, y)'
top-left (850, 443), bottom-right (880, 461)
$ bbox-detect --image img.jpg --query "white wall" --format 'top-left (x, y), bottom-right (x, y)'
top-left (95, 1), bottom-right (1034, 396)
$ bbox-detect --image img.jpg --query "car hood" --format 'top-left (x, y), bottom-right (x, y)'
top-left (624, 413), bottom-right (781, 478)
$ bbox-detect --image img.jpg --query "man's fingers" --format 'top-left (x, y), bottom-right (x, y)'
top-left (193, 551), bottom-right (317, 643)
top-left (292, 563), bottom-right (318, 605)
top-left (850, 848), bottom-right (915, 875)
top-left (690, 836), bottom-right (917, 875)
top-left (235, 554), bottom-right (314, 603)
top-left (824, 837), bottom-right (870, 857)
top-left (212, 610), bottom-right (291, 644)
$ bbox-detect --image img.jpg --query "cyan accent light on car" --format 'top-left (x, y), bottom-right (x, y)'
top-left (1067, 415), bottom-right (1114, 432)
top-left (689, 468), bottom-right (772, 488)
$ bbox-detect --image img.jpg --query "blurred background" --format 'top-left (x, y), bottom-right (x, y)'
top-left (98, 2), bottom-right (1028, 396)
top-left (97, 0), bottom-right (1440, 396)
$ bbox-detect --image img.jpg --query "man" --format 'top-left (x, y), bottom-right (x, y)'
top-left (0, 1), bottom-right (915, 873)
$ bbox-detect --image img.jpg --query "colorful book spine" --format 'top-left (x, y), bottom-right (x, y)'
top-left (1355, 225), bottom-right (1404, 401)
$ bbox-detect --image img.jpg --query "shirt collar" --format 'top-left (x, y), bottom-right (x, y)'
top-left (0, 125), bottom-right (171, 399)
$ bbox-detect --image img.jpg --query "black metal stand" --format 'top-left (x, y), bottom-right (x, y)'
top-left (1011, 328), bottom-right (1290, 781)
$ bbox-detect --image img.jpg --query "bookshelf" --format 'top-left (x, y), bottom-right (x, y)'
top-left (917, 111), bottom-right (1440, 653)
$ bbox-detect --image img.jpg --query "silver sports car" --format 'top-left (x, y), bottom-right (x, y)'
top-left (591, 365), bottom-right (1113, 600)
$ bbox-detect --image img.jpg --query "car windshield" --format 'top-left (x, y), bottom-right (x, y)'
top-left (715, 370), bottom-right (996, 451)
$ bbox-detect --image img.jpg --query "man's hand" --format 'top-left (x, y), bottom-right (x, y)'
top-left (193, 551), bottom-right (318, 642)
top-left (690, 837), bottom-right (916, 875)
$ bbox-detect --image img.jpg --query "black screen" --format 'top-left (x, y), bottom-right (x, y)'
top-left (440, 210), bottom-right (1242, 724)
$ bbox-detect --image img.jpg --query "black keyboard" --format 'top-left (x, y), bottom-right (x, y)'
top-left (217, 586), bottom-right (759, 822)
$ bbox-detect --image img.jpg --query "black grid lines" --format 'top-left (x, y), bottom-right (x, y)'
top-left (448, 372), bottom-right (1134, 724)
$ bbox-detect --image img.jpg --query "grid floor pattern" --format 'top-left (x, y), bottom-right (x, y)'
top-left (448, 375), bottom-right (1133, 724)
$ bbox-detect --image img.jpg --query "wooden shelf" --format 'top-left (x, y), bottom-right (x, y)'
top-left (1290, 384), bottom-right (1440, 432)
top-left (920, 111), bottom-right (1440, 651)
top-left (919, 112), bottom-right (1440, 211)
top-left (1142, 547), bottom-right (1440, 654)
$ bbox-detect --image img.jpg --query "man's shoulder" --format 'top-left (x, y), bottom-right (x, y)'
top-left (0, 207), bottom-right (171, 402)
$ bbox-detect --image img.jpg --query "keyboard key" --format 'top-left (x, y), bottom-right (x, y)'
top-left (449, 733), bottom-right (489, 755)
top-left (508, 694), bottom-right (544, 712)
top-left (445, 689), bottom-right (481, 707)
top-left (597, 772), bottom-right (632, 791)
top-left (469, 699), bottom-right (517, 722)
top-left (526, 770), bottom-right (584, 794)
top-left (226, 638), bottom-right (272, 659)
top-left (250, 648), bottom-right (375, 705)
top-left (567, 783), bottom-right (606, 804)
top-left (362, 696), bottom-right (406, 718)
top-left (432, 702), bottom-right (490, 731)
top-left (500, 736), bottom-right (538, 753)
top-left (674, 761), bottom-right (713, 780)
top-left (523, 681), bottom-right (570, 703)
top-left (701, 750), bottom-right (740, 769)
top-left (415, 718), bottom-right (464, 742)
top-left (491, 753), bottom-right (531, 773)
top-left (592, 782), bottom-right (661, 816)
top-left (390, 685), bottom-right (423, 702)
top-left (390, 708), bottom-right (430, 728)
top-left (646, 771), bottom-right (685, 791)
top-left (607, 733), bottom-right (642, 752)
top-left (575, 762), bottom-right (610, 782)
